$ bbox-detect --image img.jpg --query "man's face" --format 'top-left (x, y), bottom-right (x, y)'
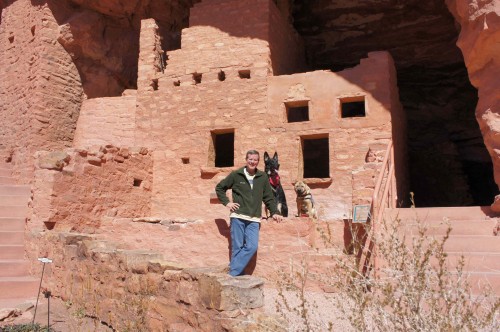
top-left (246, 154), bottom-right (259, 171)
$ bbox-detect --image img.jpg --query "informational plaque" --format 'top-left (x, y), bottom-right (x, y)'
top-left (353, 205), bottom-right (370, 223)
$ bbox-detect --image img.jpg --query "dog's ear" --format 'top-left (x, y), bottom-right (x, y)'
top-left (273, 152), bottom-right (278, 160)
top-left (264, 151), bottom-right (270, 161)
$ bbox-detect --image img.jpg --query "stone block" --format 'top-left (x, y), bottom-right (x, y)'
top-left (37, 151), bottom-right (70, 171)
top-left (117, 249), bottom-right (163, 274)
top-left (198, 273), bottom-right (264, 311)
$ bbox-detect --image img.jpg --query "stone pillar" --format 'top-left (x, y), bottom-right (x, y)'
top-left (138, 19), bottom-right (162, 92)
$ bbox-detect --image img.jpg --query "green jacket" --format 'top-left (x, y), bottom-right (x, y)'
top-left (215, 167), bottom-right (279, 218)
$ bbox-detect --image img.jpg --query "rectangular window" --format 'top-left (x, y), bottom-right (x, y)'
top-left (301, 136), bottom-right (330, 178)
top-left (340, 96), bottom-right (366, 118)
top-left (286, 101), bottom-right (309, 123)
top-left (210, 130), bottom-right (234, 167)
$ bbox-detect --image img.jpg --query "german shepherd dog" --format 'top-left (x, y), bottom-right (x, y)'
top-left (264, 152), bottom-right (288, 217)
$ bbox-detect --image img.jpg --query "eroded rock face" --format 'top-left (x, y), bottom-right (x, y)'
top-left (445, 0), bottom-right (500, 210)
top-left (44, 0), bottom-right (197, 98)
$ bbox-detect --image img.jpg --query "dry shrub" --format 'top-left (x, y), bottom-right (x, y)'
top-left (275, 216), bottom-right (500, 331)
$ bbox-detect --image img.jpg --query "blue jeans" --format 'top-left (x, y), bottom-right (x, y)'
top-left (229, 217), bottom-right (260, 276)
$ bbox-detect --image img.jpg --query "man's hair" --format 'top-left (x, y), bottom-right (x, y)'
top-left (246, 150), bottom-right (260, 159)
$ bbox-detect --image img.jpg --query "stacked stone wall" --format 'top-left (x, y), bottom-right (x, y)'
top-left (31, 146), bottom-right (152, 232)
top-left (268, 52), bottom-right (402, 218)
top-left (25, 232), bottom-right (277, 331)
top-left (268, 0), bottom-right (307, 75)
top-left (0, 0), bottom-right (83, 183)
top-left (162, 0), bottom-right (273, 84)
top-left (73, 91), bottom-right (137, 148)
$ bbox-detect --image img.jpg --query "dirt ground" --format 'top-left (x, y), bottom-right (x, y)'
top-left (0, 296), bottom-right (113, 331)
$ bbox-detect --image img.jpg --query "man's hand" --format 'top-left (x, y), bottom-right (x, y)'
top-left (226, 202), bottom-right (240, 212)
top-left (272, 214), bottom-right (284, 223)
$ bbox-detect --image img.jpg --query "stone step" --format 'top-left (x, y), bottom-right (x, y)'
top-left (0, 195), bottom-right (29, 205)
top-left (0, 217), bottom-right (24, 232)
top-left (0, 245), bottom-right (25, 259)
top-left (0, 176), bottom-right (15, 185)
top-left (385, 206), bottom-right (495, 222)
top-left (401, 219), bottom-right (497, 236)
top-left (405, 235), bottom-right (499, 253)
top-left (0, 276), bottom-right (39, 299)
top-left (0, 205), bottom-right (29, 218)
top-left (0, 168), bottom-right (12, 177)
top-left (446, 253), bottom-right (500, 273)
top-left (0, 260), bottom-right (30, 277)
top-left (0, 231), bottom-right (24, 245)
top-left (461, 272), bottom-right (500, 295)
top-left (444, 236), bottom-right (499, 253)
top-left (0, 185), bottom-right (30, 196)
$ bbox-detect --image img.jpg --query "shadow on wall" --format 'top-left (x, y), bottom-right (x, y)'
top-left (34, 0), bottom-right (193, 98)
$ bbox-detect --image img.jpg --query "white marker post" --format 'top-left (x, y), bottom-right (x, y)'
top-left (32, 257), bottom-right (53, 329)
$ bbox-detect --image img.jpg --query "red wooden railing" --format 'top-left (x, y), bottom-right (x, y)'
top-left (359, 140), bottom-right (396, 277)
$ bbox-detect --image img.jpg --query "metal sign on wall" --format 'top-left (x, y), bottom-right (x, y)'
top-left (353, 205), bottom-right (370, 223)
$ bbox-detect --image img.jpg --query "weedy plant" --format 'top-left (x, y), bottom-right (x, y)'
top-left (274, 214), bottom-right (500, 331)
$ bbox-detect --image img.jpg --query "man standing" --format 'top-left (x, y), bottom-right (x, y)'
top-left (215, 150), bottom-right (284, 276)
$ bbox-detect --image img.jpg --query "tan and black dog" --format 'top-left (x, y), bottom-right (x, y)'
top-left (294, 181), bottom-right (317, 219)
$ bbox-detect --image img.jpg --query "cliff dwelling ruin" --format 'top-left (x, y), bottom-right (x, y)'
top-left (0, 0), bottom-right (499, 330)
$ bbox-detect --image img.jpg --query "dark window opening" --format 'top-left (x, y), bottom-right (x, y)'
top-left (302, 137), bottom-right (329, 178)
top-left (133, 178), bottom-right (143, 187)
top-left (212, 131), bottom-right (234, 167)
top-left (341, 97), bottom-right (366, 118)
top-left (31, 26), bottom-right (36, 36)
top-left (193, 73), bottom-right (202, 84)
top-left (286, 101), bottom-right (309, 122)
top-left (218, 70), bottom-right (226, 81)
top-left (8, 36), bottom-right (14, 43)
top-left (181, 157), bottom-right (190, 164)
top-left (238, 70), bottom-right (251, 79)
top-left (173, 80), bottom-right (180, 86)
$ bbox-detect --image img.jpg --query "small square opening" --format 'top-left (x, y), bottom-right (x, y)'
top-left (151, 79), bottom-right (158, 91)
top-left (8, 36), bottom-right (14, 43)
top-left (181, 157), bottom-right (190, 164)
top-left (173, 80), bottom-right (180, 87)
top-left (211, 130), bottom-right (234, 167)
top-left (133, 178), bottom-right (143, 187)
top-left (286, 101), bottom-right (309, 122)
top-left (193, 73), bottom-right (202, 84)
top-left (238, 70), bottom-right (251, 79)
top-left (218, 70), bottom-right (226, 81)
top-left (341, 97), bottom-right (366, 118)
top-left (302, 136), bottom-right (330, 178)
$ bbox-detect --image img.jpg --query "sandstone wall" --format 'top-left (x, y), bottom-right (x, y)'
top-left (0, 0), bottom-right (83, 183)
top-left (268, 52), bottom-right (402, 218)
top-left (268, 0), bottom-right (307, 75)
top-left (162, 0), bottom-right (273, 84)
top-left (73, 91), bottom-right (137, 148)
top-left (445, 0), bottom-right (500, 209)
top-left (31, 146), bottom-right (152, 232)
top-left (26, 232), bottom-right (278, 331)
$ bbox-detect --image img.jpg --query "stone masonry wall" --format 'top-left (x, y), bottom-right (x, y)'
top-left (73, 91), bottom-right (137, 148)
top-left (0, 0), bottom-right (83, 183)
top-left (268, 52), bottom-right (402, 218)
top-left (31, 146), bottom-right (152, 232)
top-left (268, 0), bottom-right (307, 75)
top-left (158, 0), bottom-right (306, 86)
top-left (25, 232), bottom-right (278, 331)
